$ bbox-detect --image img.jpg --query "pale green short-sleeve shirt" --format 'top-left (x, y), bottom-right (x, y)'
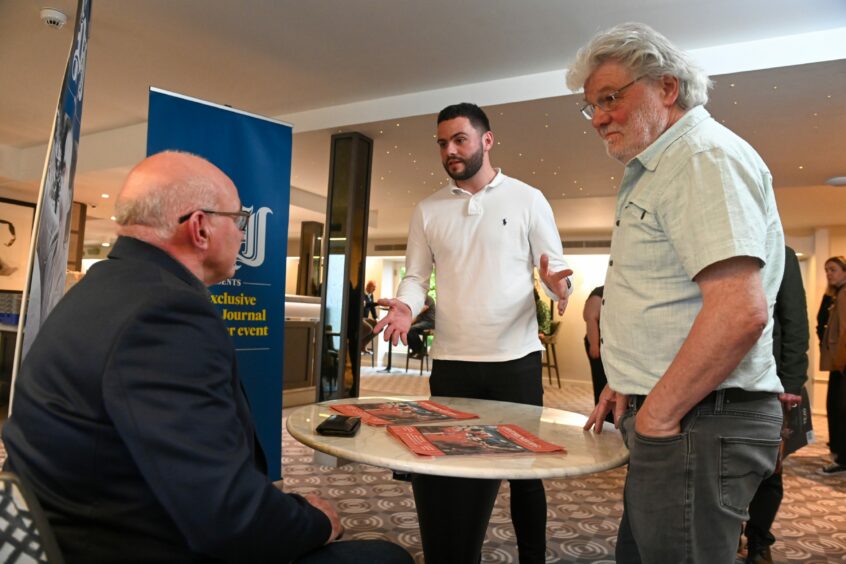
top-left (600, 106), bottom-right (785, 395)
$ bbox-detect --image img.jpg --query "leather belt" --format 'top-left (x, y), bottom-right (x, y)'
top-left (627, 388), bottom-right (776, 410)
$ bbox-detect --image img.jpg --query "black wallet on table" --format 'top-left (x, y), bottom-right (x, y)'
top-left (316, 414), bottom-right (361, 437)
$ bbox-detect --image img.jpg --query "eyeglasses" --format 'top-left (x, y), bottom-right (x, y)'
top-left (178, 209), bottom-right (251, 231)
top-left (579, 77), bottom-right (642, 120)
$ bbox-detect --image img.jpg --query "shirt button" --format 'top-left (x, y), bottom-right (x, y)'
top-left (609, 260), bottom-right (614, 266)
top-left (600, 338), bottom-right (604, 344)
top-left (616, 220), bottom-right (620, 226)
top-left (601, 299), bottom-right (605, 305)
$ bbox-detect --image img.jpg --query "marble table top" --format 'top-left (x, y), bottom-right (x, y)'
top-left (286, 395), bottom-right (629, 480)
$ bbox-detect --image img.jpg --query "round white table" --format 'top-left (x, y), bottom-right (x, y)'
top-left (287, 395), bottom-right (629, 562)
top-left (286, 395), bottom-right (629, 480)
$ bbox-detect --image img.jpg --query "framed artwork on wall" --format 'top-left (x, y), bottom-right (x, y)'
top-left (0, 197), bottom-right (36, 292)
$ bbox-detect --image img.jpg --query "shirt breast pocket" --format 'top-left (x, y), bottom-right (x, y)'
top-left (615, 201), bottom-right (670, 271)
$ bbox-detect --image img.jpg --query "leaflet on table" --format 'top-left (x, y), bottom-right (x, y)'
top-left (330, 400), bottom-right (479, 426)
top-left (387, 424), bottom-right (566, 457)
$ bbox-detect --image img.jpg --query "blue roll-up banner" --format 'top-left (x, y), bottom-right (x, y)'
top-left (147, 88), bottom-right (290, 479)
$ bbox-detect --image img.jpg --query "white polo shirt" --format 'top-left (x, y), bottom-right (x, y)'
top-left (397, 170), bottom-right (569, 362)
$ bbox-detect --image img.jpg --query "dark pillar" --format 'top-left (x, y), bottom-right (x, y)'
top-left (318, 132), bottom-right (372, 401)
top-left (296, 221), bottom-right (323, 297)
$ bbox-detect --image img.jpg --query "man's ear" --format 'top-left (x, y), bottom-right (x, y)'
top-left (660, 75), bottom-right (680, 108)
top-left (482, 130), bottom-right (494, 152)
top-left (184, 214), bottom-right (211, 250)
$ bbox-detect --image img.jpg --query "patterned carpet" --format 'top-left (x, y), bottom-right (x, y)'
top-left (0, 371), bottom-right (842, 563)
top-left (282, 371), bottom-right (846, 563)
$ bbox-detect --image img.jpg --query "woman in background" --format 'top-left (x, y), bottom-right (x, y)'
top-left (583, 286), bottom-right (606, 407)
top-left (819, 256), bottom-right (846, 475)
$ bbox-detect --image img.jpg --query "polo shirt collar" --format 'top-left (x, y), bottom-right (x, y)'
top-left (633, 105), bottom-right (710, 172)
top-left (449, 168), bottom-right (505, 196)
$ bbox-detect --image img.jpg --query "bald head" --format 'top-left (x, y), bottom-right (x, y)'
top-left (114, 151), bottom-right (245, 285)
top-left (115, 151), bottom-right (237, 240)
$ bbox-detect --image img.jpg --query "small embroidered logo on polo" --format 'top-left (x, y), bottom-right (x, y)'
top-left (502, 218), bottom-right (507, 226)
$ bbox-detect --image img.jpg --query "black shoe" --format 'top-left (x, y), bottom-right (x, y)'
top-left (746, 543), bottom-right (773, 564)
top-left (818, 463), bottom-right (846, 475)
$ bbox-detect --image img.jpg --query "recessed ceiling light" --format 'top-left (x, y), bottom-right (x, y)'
top-left (109, 216), bottom-right (116, 221)
top-left (101, 193), bottom-right (109, 198)
top-left (101, 242), bottom-right (110, 247)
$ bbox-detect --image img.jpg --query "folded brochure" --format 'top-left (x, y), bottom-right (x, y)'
top-left (331, 400), bottom-right (478, 426)
top-left (388, 424), bottom-right (566, 456)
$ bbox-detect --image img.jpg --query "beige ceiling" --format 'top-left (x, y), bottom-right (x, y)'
top-left (1, 0), bottom-right (845, 246)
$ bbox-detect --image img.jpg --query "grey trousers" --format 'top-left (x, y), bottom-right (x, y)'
top-left (615, 390), bottom-right (782, 564)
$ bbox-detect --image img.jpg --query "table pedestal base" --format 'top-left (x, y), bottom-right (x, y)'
top-left (411, 474), bottom-right (500, 564)
top-left (312, 451), bottom-right (352, 468)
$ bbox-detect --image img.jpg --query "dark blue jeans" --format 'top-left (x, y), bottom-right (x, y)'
top-left (616, 390), bottom-right (782, 564)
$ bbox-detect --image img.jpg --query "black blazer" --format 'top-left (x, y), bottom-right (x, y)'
top-left (772, 246), bottom-right (809, 395)
top-left (363, 292), bottom-right (378, 320)
top-left (3, 237), bottom-right (330, 563)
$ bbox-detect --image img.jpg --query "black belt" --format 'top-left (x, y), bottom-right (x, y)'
top-left (627, 388), bottom-right (777, 410)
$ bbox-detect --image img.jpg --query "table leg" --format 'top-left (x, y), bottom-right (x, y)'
top-left (411, 474), bottom-right (500, 563)
top-left (378, 340), bottom-right (396, 373)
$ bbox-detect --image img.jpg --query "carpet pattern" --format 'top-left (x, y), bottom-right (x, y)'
top-left (1, 371), bottom-right (842, 562)
top-left (282, 372), bottom-right (846, 563)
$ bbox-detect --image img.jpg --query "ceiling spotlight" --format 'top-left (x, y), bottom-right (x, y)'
top-left (825, 176), bottom-right (846, 186)
top-left (40, 8), bottom-right (68, 29)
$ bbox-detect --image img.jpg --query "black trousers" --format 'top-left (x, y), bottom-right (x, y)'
top-left (407, 322), bottom-right (433, 355)
top-left (745, 468), bottom-right (783, 547)
top-left (412, 352), bottom-right (546, 564)
top-left (828, 371), bottom-right (846, 465)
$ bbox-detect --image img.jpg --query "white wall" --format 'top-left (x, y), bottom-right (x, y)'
top-left (549, 254), bottom-right (609, 385)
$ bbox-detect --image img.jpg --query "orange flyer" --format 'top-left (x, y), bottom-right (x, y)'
top-left (387, 424), bottom-right (566, 457)
top-left (331, 400), bottom-right (479, 426)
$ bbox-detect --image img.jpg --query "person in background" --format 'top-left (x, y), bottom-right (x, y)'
top-left (819, 255), bottom-right (846, 475)
top-left (582, 285), bottom-right (605, 406)
top-left (407, 294), bottom-right (435, 359)
top-left (743, 246), bottom-right (808, 563)
top-left (363, 280), bottom-right (378, 322)
top-left (361, 280), bottom-right (378, 353)
top-left (571, 23), bottom-right (785, 563)
top-left (2, 151), bottom-right (412, 564)
top-left (375, 102), bottom-right (572, 563)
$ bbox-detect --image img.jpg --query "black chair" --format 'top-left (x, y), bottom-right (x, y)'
top-left (540, 321), bottom-right (561, 388)
top-left (0, 471), bottom-right (65, 563)
top-left (405, 328), bottom-right (433, 375)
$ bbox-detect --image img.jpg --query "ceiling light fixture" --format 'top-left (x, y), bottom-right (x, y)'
top-left (40, 8), bottom-right (68, 29)
top-left (825, 176), bottom-right (846, 187)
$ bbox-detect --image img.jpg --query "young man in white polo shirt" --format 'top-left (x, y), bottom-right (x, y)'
top-left (375, 103), bottom-right (572, 564)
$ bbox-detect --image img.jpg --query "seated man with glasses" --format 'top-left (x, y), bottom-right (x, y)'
top-left (3, 151), bottom-right (412, 564)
